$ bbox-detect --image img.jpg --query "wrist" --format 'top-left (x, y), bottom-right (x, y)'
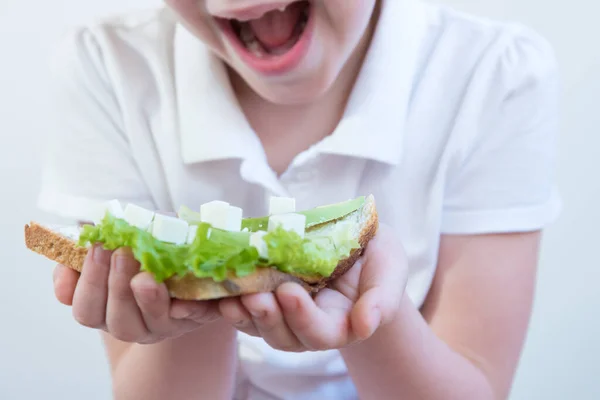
top-left (112, 319), bottom-right (238, 397)
top-left (115, 318), bottom-right (236, 372)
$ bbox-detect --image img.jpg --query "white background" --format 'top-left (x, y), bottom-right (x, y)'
top-left (0, 0), bottom-right (598, 399)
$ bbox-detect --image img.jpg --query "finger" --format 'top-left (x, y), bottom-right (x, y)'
top-left (170, 299), bottom-right (221, 325)
top-left (219, 297), bottom-right (260, 337)
top-left (129, 272), bottom-right (177, 339)
top-left (131, 273), bottom-right (203, 339)
top-left (277, 283), bottom-right (349, 350)
top-left (72, 245), bottom-right (112, 329)
top-left (53, 264), bottom-right (80, 306)
top-left (105, 248), bottom-right (149, 342)
top-left (241, 293), bottom-right (303, 352)
top-left (351, 227), bottom-right (407, 339)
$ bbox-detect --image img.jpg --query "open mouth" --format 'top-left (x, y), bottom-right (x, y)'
top-left (216, 1), bottom-right (314, 74)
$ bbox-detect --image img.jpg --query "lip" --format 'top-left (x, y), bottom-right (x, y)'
top-left (216, 2), bottom-right (315, 76)
top-left (214, 1), bottom-right (295, 21)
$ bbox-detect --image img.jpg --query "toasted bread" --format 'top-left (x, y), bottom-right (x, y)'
top-left (24, 196), bottom-right (378, 300)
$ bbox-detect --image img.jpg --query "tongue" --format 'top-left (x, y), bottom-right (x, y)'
top-left (249, 3), bottom-right (304, 49)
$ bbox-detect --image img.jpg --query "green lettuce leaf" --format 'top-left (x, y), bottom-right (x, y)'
top-left (78, 211), bottom-right (361, 283)
top-left (78, 215), bottom-right (189, 282)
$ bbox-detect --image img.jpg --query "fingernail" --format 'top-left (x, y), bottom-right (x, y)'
top-left (280, 296), bottom-right (299, 312)
top-left (114, 254), bottom-right (127, 273)
top-left (248, 309), bottom-right (266, 318)
top-left (131, 275), bottom-right (158, 302)
top-left (134, 283), bottom-right (158, 302)
top-left (234, 319), bottom-right (249, 327)
top-left (93, 245), bottom-right (112, 266)
top-left (170, 306), bottom-right (192, 319)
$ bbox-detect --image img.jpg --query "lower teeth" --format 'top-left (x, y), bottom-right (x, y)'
top-left (246, 40), bottom-right (265, 58)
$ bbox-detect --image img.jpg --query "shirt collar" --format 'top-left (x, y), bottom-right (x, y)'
top-left (174, 29), bottom-right (263, 164)
top-left (174, 0), bottom-right (427, 166)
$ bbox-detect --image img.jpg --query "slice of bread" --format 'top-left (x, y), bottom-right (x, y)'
top-left (24, 195), bottom-right (378, 300)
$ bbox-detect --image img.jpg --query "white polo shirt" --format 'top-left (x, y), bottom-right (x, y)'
top-left (38, 0), bottom-right (561, 399)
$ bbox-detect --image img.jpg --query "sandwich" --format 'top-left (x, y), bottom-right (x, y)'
top-left (24, 195), bottom-right (378, 300)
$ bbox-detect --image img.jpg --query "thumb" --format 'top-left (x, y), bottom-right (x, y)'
top-left (350, 225), bottom-right (408, 339)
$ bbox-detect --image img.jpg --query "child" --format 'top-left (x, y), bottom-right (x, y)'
top-left (43, 0), bottom-right (561, 398)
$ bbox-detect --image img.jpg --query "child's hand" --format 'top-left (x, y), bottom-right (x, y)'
top-left (53, 246), bottom-right (220, 344)
top-left (219, 225), bottom-right (408, 351)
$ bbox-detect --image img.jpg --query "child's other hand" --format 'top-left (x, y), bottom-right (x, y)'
top-left (219, 224), bottom-right (408, 352)
top-left (53, 246), bottom-right (220, 344)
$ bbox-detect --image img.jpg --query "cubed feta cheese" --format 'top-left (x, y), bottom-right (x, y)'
top-left (200, 200), bottom-right (229, 226)
top-left (91, 199), bottom-right (125, 224)
top-left (106, 200), bottom-right (125, 219)
top-left (269, 196), bottom-right (296, 215)
top-left (225, 206), bottom-right (243, 232)
top-left (249, 231), bottom-right (269, 259)
top-left (200, 201), bottom-right (229, 222)
top-left (151, 214), bottom-right (189, 245)
top-left (268, 213), bottom-right (307, 238)
top-left (124, 204), bottom-right (155, 230)
top-left (186, 225), bottom-right (198, 245)
top-left (200, 201), bottom-right (243, 231)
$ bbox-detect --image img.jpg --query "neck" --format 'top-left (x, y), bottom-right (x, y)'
top-left (224, 4), bottom-right (381, 175)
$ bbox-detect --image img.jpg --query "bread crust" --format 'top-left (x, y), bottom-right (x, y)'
top-left (24, 196), bottom-right (378, 300)
top-left (24, 223), bottom-right (88, 273)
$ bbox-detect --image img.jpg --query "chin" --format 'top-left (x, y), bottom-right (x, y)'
top-left (240, 64), bottom-right (339, 105)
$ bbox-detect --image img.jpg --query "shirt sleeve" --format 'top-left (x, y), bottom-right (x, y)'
top-left (37, 27), bottom-right (155, 221)
top-left (441, 27), bottom-right (562, 234)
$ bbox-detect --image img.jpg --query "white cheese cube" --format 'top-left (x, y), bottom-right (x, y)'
top-left (200, 200), bottom-right (229, 226)
top-left (268, 213), bottom-right (307, 238)
top-left (124, 204), bottom-right (155, 230)
top-left (91, 199), bottom-right (125, 224)
top-left (106, 200), bottom-right (125, 219)
top-left (269, 196), bottom-right (296, 215)
top-left (200, 201), bottom-right (229, 223)
top-left (151, 214), bottom-right (189, 245)
top-left (224, 206), bottom-right (243, 232)
top-left (249, 231), bottom-right (269, 259)
top-left (200, 201), bottom-right (243, 232)
top-left (186, 225), bottom-right (199, 245)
